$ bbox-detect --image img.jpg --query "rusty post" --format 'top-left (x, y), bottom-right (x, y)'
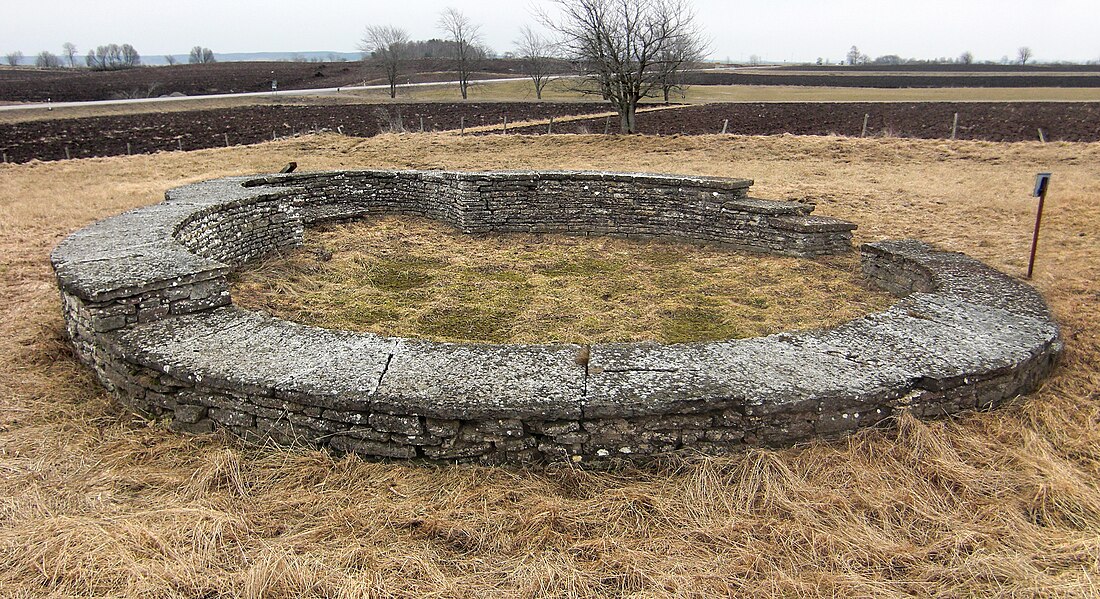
top-left (1027, 173), bottom-right (1051, 279)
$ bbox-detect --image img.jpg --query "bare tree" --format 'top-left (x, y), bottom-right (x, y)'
top-left (958, 50), bottom-right (974, 65)
top-left (189, 46), bottom-right (216, 64)
top-left (846, 45), bottom-right (861, 66)
top-left (657, 32), bottom-right (704, 103)
top-left (85, 44), bottom-right (141, 70)
top-left (438, 7), bottom-right (484, 99)
top-left (165, 55), bottom-right (178, 65)
top-left (1017, 46), bottom-right (1033, 65)
top-left (120, 44), bottom-right (141, 67)
top-left (35, 51), bottom-right (61, 68)
top-left (516, 25), bottom-right (556, 100)
top-left (359, 25), bottom-right (410, 99)
top-left (5, 51), bottom-right (23, 66)
top-left (62, 42), bottom-right (78, 67)
top-left (542, 0), bottom-right (706, 133)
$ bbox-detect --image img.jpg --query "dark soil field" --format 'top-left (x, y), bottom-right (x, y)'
top-left (770, 64), bottom-right (1100, 73)
top-left (0, 102), bottom-right (610, 163)
top-left (0, 59), bottom-right (546, 103)
top-left (506, 102), bottom-right (1100, 142)
top-left (682, 72), bottom-right (1100, 88)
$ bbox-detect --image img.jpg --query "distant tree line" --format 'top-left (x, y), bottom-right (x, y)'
top-left (189, 46), bottom-right (216, 64)
top-left (359, 7), bottom-right (495, 100)
top-left (841, 45), bottom-right (1044, 66)
top-left (359, 0), bottom-right (705, 132)
top-left (86, 44), bottom-right (141, 70)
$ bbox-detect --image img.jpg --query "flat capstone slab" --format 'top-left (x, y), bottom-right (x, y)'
top-left (52, 170), bottom-right (1062, 464)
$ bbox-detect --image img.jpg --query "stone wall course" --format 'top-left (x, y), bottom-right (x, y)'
top-left (52, 170), bottom-right (1063, 465)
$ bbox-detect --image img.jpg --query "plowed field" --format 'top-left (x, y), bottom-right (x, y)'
top-left (0, 102), bottom-right (610, 163)
top-left (506, 102), bottom-right (1100, 142)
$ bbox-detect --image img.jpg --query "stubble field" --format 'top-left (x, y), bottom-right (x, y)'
top-left (1, 132), bottom-right (1099, 597)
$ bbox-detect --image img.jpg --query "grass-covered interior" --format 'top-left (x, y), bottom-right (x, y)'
top-left (231, 216), bottom-right (892, 344)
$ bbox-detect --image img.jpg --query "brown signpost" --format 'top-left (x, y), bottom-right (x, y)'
top-left (1027, 172), bottom-right (1051, 279)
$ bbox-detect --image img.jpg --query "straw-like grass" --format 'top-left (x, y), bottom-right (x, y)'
top-left (1, 132), bottom-right (1099, 597)
top-left (231, 217), bottom-right (891, 344)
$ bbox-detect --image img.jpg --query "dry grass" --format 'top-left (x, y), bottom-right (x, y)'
top-left (231, 217), bottom-right (891, 344)
top-left (2, 133), bottom-right (1100, 597)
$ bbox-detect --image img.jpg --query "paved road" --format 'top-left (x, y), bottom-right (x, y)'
top-left (0, 76), bottom-right (534, 112)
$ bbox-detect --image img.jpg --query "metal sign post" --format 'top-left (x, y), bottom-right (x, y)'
top-left (1027, 172), bottom-right (1051, 279)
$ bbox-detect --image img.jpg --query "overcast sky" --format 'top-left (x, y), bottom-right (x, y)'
top-left (3, 0), bottom-right (1098, 64)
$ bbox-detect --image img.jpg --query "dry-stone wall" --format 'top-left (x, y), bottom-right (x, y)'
top-left (51, 170), bottom-right (1062, 464)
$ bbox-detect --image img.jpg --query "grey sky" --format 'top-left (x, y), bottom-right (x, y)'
top-left (2, 0), bottom-right (1098, 63)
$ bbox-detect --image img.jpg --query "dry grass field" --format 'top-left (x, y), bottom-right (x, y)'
top-left (2, 132), bottom-right (1099, 597)
top-left (232, 218), bottom-right (892, 344)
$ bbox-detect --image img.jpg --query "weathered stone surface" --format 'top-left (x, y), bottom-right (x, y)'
top-left (373, 340), bottom-right (585, 420)
top-left (52, 170), bottom-right (1062, 465)
top-left (113, 308), bottom-right (394, 409)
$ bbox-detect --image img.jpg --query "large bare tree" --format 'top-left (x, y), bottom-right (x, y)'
top-left (5, 51), bottom-right (23, 67)
top-left (516, 25), bottom-right (556, 100)
top-left (543, 0), bottom-right (705, 133)
top-left (359, 25), bottom-right (410, 99)
top-left (62, 42), bottom-right (78, 67)
top-left (438, 7), bottom-right (484, 99)
top-left (1017, 46), bottom-right (1033, 65)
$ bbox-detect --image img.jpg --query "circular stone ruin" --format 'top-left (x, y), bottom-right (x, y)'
top-left (51, 170), bottom-right (1063, 464)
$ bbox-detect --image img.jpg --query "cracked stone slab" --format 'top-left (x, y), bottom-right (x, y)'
top-left (374, 340), bottom-right (586, 420)
top-left (814, 293), bottom-right (1062, 390)
top-left (585, 336), bottom-right (914, 419)
top-left (165, 175), bottom-right (291, 206)
top-left (113, 308), bottom-right (394, 410)
top-left (862, 239), bottom-right (1053, 319)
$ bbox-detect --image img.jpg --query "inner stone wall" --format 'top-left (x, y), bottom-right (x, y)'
top-left (246, 170), bottom-right (856, 255)
top-left (50, 170), bottom-right (1063, 464)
